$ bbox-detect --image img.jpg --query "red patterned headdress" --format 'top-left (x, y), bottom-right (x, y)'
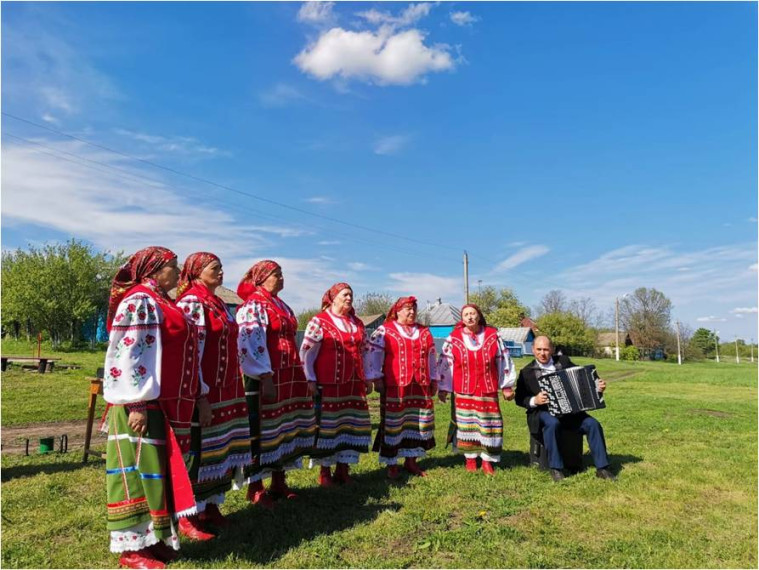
top-left (455, 303), bottom-right (487, 329)
top-left (107, 246), bottom-right (176, 331)
top-left (176, 252), bottom-right (220, 297)
top-left (385, 296), bottom-right (418, 324)
top-left (321, 282), bottom-right (354, 315)
top-left (237, 259), bottom-right (281, 300)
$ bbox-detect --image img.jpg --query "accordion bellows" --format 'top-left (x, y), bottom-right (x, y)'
top-left (537, 365), bottom-right (606, 416)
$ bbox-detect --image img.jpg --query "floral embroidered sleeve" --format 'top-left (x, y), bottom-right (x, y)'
top-left (427, 340), bottom-right (439, 384)
top-left (497, 338), bottom-right (516, 389)
top-left (103, 293), bottom-right (163, 405)
top-left (176, 296), bottom-right (210, 396)
top-left (363, 325), bottom-right (386, 380)
top-left (437, 336), bottom-right (454, 393)
top-left (299, 317), bottom-right (324, 382)
top-left (236, 299), bottom-right (273, 378)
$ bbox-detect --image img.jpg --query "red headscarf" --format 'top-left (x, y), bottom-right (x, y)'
top-left (237, 259), bottom-right (281, 301)
top-left (385, 296), bottom-right (417, 324)
top-left (107, 246), bottom-right (177, 331)
top-left (176, 252), bottom-right (220, 297)
top-left (321, 282), bottom-right (354, 316)
top-left (455, 303), bottom-right (488, 329)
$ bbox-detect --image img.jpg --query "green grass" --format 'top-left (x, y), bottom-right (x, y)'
top-left (1, 349), bottom-right (757, 568)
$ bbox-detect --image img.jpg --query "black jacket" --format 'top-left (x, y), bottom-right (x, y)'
top-left (515, 355), bottom-right (588, 435)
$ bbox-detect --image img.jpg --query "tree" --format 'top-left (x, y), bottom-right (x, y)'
top-left (619, 287), bottom-right (672, 353)
top-left (470, 286), bottom-right (530, 328)
top-left (296, 307), bottom-right (321, 330)
top-left (353, 292), bottom-right (394, 316)
top-left (568, 296), bottom-right (599, 328)
top-left (689, 327), bottom-right (716, 358)
top-left (1, 240), bottom-right (124, 346)
top-left (539, 290), bottom-right (567, 315)
top-left (535, 312), bottom-right (596, 356)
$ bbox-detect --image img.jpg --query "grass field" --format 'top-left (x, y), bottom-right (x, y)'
top-left (1, 342), bottom-right (757, 568)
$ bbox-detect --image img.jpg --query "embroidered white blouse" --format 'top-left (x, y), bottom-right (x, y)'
top-left (299, 309), bottom-right (364, 382)
top-left (437, 330), bottom-right (516, 393)
top-left (363, 322), bottom-right (439, 381)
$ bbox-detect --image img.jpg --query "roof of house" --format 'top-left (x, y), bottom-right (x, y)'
top-left (597, 331), bottom-right (630, 346)
top-left (520, 316), bottom-right (539, 331)
top-left (167, 284), bottom-right (243, 305)
top-left (358, 314), bottom-right (385, 327)
top-left (497, 327), bottom-right (533, 343)
top-left (417, 303), bottom-right (461, 326)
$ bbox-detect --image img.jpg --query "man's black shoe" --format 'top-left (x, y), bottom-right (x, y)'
top-left (596, 468), bottom-right (616, 481)
top-left (550, 468), bottom-right (565, 482)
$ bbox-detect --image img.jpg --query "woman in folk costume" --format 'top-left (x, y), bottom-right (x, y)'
top-left (437, 304), bottom-right (516, 475)
top-left (364, 296), bottom-right (438, 479)
top-left (236, 260), bottom-right (317, 507)
top-left (299, 283), bottom-right (373, 487)
top-left (103, 246), bottom-right (199, 569)
top-left (174, 253), bottom-right (251, 533)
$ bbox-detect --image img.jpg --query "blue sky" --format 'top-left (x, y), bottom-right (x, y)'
top-left (2, 1), bottom-right (757, 340)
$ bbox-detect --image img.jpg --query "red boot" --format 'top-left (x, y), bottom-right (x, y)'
top-left (404, 457), bottom-right (427, 477)
top-left (318, 466), bottom-right (335, 488)
top-left (148, 542), bottom-right (179, 563)
top-left (482, 460), bottom-right (496, 475)
top-left (387, 464), bottom-right (401, 480)
top-left (333, 462), bottom-right (353, 485)
top-left (246, 480), bottom-right (275, 510)
top-left (178, 516), bottom-right (215, 542)
top-left (465, 457), bottom-right (478, 472)
top-left (119, 548), bottom-right (166, 569)
top-left (270, 470), bottom-right (298, 499)
top-left (199, 503), bottom-right (229, 527)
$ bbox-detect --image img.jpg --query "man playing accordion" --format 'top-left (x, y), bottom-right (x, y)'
top-left (515, 335), bottom-right (616, 482)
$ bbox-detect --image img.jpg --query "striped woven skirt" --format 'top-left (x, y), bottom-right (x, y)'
top-left (447, 392), bottom-right (503, 461)
top-left (373, 382), bottom-right (435, 464)
top-left (242, 370), bottom-right (317, 482)
top-left (188, 379), bottom-right (251, 508)
top-left (311, 379), bottom-right (371, 465)
top-left (106, 404), bottom-right (179, 553)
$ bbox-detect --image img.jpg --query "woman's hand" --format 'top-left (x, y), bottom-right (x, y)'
top-left (197, 397), bottom-right (213, 427)
top-left (260, 373), bottom-right (277, 403)
top-left (373, 377), bottom-right (385, 394)
top-left (364, 379), bottom-right (374, 395)
top-left (429, 381), bottom-right (438, 397)
top-left (128, 410), bottom-right (148, 435)
top-left (307, 381), bottom-right (318, 397)
top-left (501, 387), bottom-right (515, 401)
top-left (438, 391), bottom-right (448, 404)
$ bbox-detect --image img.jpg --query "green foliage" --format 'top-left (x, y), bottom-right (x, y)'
top-left (470, 286), bottom-right (530, 328)
top-left (535, 312), bottom-right (596, 356)
top-left (619, 288), bottom-right (672, 352)
top-left (296, 307), bottom-right (321, 330)
top-left (621, 345), bottom-right (640, 361)
top-left (353, 292), bottom-right (394, 316)
top-left (690, 328), bottom-right (717, 357)
top-left (1, 240), bottom-right (124, 346)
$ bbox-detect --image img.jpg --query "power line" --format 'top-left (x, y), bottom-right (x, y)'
top-left (2, 112), bottom-right (473, 254)
top-left (2, 131), bottom-right (460, 263)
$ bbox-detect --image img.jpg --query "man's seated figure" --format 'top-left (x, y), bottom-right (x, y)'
top-left (515, 335), bottom-right (616, 482)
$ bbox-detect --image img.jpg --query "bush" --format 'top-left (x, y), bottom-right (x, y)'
top-left (621, 345), bottom-right (640, 361)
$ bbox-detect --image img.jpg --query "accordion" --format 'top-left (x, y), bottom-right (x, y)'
top-left (537, 365), bottom-right (606, 416)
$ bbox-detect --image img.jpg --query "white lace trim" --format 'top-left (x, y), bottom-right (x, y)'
top-left (378, 448), bottom-right (427, 465)
top-left (196, 452), bottom-right (252, 483)
top-left (109, 520), bottom-right (179, 554)
top-left (382, 430), bottom-right (434, 446)
top-left (309, 450), bottom-right (360, 467)
top-left (194, 492), bottom-right (226, 513)
top-left (260, 436), bottom-right (316, 465)
top-left (315, 434), bottom-right (371, 450)
top-left (458, 447), bottom-right (501, 462)
top-left (456, 433), bottom-right (503, 447)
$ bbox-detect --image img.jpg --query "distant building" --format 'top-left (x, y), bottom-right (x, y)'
top-left (596, 331), bottom-right (632, 357)
top-left (167, 284), bottom-right (242, 312)
top-left (497, 327), bottom-right (535, 357)
top-left (357, 314), bottom-right (385, 335)
top-left (417, 299), bottom-right (461, 340)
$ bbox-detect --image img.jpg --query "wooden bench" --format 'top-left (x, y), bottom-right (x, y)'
top-left (1, 356), bottom-right (62, 373)
top-left (82, 368), bottom-right (107, 463)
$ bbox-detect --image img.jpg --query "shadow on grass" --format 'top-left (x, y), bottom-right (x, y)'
top-left (181, 470), bottom-right (400, 565)
top-left (417, 449), bottom-right (532, 472)
top-left (0, 455), bottom-right (104, 482)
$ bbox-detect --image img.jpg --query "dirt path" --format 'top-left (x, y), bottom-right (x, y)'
top-left (1, 420), bottom-right (105, 455)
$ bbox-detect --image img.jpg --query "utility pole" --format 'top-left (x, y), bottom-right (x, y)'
top-left (735, 336), bottom-right (740, 364)
top-left (463, 251), bottom-right (470, 304)
top-left (675, 320), bottom-right (682, 365)
top-left (714, 330), bottom-right (720, 363)
top-left (615, 297), bottom-right (621, 362)
top-left (751, 339), bottom-right (755, 363)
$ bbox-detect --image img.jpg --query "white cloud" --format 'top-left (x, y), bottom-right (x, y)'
top-left (450, 11), bottom-right (479, 26)
top-left (385, 272), bottom-right (461, 304)
top-left (297, 2), bottom-right (336, 25)
top-left (113, 128), bottom-right (225, 157)
top-left (697, 316), bottom-right (727, 323)
top-left (731, 307), bottom-right (758, 314)
top-left (749, 217), bottom-right (757, 223)
top-left (259, 83), bottom-right (309, 108)
top-left (294, 27), bottom-right (455, 86)
top-left (306, 196), bottom-right (334, 204)
top-left (495, 245), bottom-right (550, 272)
top-left (750, 263), bottom-right (758, 272)
top-left (41, 113), bottom-right (60, 125)
top-left (317, 240), bottom-right (341, 245)
top-left (374, 135), bottom-right (409, 155)
top-left (348, 262), bottom-right (377, 271)
top-left (356, 3), bottom-right (435, 27)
